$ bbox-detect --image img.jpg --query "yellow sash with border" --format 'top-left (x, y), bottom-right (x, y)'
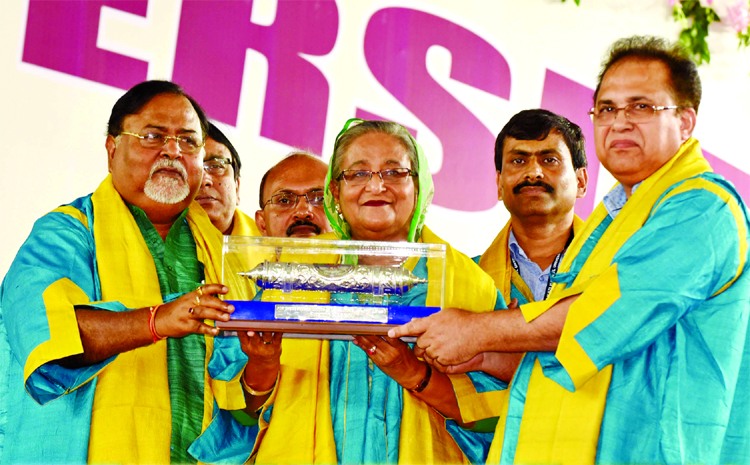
top-left (492, 138), bottom-right (711, 464)
top-left (477, 217), bottom-right (583, 449)
top-left (86, 175), bottom-right (248, 464)
top-left (478, 217), bottom-right (584, 304)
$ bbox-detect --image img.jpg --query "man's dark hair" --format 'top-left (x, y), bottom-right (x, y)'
top-left (494, 109), bottom-right (587, 172)
top-left (107, 80), bottom-right (210, 138)
top-left (207, 123), bottom-right (241, 181)
top-left (259, 169), bottom-right (272, 209)
top-left (594, 35), bottom-right (701, 113)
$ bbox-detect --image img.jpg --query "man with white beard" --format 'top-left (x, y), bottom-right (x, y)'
top-left (0, 80), bottom-right (248, 464)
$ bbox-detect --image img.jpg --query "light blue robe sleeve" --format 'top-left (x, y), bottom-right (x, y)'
top-left (540, 184), bottom-right (748, 389)
top-left (207, 291), bottom-right (263, 381)
top-left (1, 204), bottom-right (122, 405)
top-left (0, 200), bottom-right (138, 464)
top-left (445, 289), bottom-right (508, 462)
top-left (192, 294), bottom-right (264, 463)
top-left (188, 406), bottom-right (263, 464)
top-left (580, 187), bottom-right (744, 368)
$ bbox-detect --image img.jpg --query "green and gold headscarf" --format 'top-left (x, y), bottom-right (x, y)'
top-left (323, 118), bottom-right (434, 243)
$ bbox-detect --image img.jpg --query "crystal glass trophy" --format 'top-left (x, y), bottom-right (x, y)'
top-left (216, 236), bottom-right (446, 339)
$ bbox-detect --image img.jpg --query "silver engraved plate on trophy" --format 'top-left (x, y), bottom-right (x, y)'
top-left (239, 262), bottom-right (427, 295)
top-left (276, 304), bottom-right (389, 323)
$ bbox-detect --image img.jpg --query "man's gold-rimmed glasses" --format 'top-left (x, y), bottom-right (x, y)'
top-left (588, 103), bottom-right (679, 126)
top-left (120, 131), bottom-right (205, 154)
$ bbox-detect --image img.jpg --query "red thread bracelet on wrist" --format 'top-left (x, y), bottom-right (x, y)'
top-left (149, 304), bottom-right (165, 343)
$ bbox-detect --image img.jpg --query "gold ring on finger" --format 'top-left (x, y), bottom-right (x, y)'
top-left (194, 295), bottom-right (201, 306)
top-left (196, 286), bottom-right (204, 297)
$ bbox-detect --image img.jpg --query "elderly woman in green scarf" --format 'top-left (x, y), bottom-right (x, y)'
top-left (189, 119), bottom-right (507, 464)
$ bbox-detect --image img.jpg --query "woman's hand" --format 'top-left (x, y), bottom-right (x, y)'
top-left (154, 284), bottom-right (234, 338)
top-left (354, 334), bottom-right (469, 423)
top-left (239, 331), bottom-right (282, 394)
top-left (353, 335), bottom-right (428, 390)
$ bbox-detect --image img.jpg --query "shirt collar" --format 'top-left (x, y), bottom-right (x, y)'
top-left (508, 229), bottom-right (529, 261)
top-left (602, 181), bottom-right (642, 219)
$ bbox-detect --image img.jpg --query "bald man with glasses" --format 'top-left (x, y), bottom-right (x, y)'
top-left (255, 152), bottom-right (332, 238)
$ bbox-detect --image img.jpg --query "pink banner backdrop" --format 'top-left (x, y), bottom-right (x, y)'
top-left (21, 0), bottom-right (750, 220)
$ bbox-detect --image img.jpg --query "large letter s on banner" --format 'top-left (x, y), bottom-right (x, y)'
top-left (364, 8), bottom-right (510, 211)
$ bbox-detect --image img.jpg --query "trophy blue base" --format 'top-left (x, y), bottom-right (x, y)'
top-left (215, 300), bottom-right (439, 340)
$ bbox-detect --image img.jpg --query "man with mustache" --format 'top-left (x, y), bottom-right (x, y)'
top-left (485, 109), bottom-right (587, 306)
top-left (197, 123), bottom-right (261, 236)
top-left (255, 153), bottom-right (332, 238)
top-left (392, 36), bottom-right (750, 464)
top-left (0, 81), bottom-right (247, 464)
top-left (451, 109), bottom-right (588, 382)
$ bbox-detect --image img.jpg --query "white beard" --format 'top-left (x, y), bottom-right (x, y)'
top-left (143, 159), bottom-right (190, 205)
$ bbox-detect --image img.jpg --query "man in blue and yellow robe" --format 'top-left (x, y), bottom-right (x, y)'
top-left (394, 37), bottom-right (750, 464)
top-left (0, 81), bottom-right (247, 464)
top-left (456, 109), bottom-right (588, 434)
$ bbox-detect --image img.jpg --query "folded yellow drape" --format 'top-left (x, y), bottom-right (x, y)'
top-left (87, 175), bottom-right (249, 464)
top-left (496, 138), bottom-right (711, 464)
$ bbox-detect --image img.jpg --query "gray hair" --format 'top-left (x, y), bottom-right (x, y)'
top-left (330, 120), bottom-right (419, 180)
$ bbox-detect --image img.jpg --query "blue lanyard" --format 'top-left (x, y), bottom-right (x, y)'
top-left (509, 230), bottom-right (574, 300)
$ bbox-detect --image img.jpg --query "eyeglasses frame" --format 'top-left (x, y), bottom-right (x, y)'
top-left (263, 189), bottom-right (326, 209)
top-left (119, 131), bottom-right (205, 154)
top-left (587, 104), bottom-right (680, 125)
top-left (337, 168), bottom-right (417, 186)
top-left (203, 157), bottom-right (233, 176)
